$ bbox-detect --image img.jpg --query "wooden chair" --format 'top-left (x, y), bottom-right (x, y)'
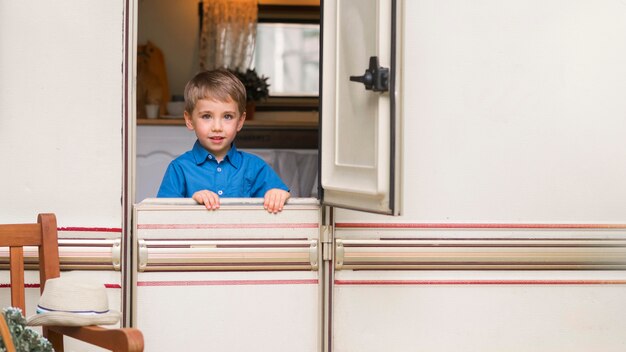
top-left (0, 213), bottom-right (143, 352)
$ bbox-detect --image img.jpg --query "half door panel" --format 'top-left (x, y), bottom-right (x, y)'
top-left (134, 198), bottom-right (322, 352)
top-left (321, 0), bottom-right (401, 214)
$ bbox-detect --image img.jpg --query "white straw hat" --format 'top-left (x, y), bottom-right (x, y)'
top-left (27, 277), bottom-right (121, 326)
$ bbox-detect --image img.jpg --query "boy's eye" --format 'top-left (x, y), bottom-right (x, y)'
top-left (224, 114), bottom-right (234, 120)
top-left (201, 114), bottom-right (212, 119)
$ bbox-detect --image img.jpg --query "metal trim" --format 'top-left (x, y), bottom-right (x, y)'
top-left (335, 239), bottom-right (626, 270)
top-left (0, 239), bottom-right (121, 271)
top-left (137, 239), bottom-right (319, 272)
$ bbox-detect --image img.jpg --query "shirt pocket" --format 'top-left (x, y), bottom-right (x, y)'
top-left (241, 176), bottom-right (254, 197)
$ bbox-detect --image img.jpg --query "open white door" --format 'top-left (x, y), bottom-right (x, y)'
top-left (320, 0), bottom-right (401, 215)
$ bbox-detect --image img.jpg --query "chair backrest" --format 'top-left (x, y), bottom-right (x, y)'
top-left (1, 214), bottom-right (144, 352)
top-left (0, 213), bottom-right (60, 315)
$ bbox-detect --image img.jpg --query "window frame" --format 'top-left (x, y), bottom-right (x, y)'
top-left (256, 4), bottom-right (320, 111)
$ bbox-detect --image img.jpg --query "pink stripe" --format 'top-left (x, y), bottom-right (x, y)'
top-left (0, 283), bottom-right (122, 289)
top-left (58, 227), bottom-right (122, 233)
top-left (137, 279), bottom-right (319, 287)
top-left (335, 279), bottom-right (626, 286)
top-left (335, 223), bottom-right (626, 229)
top-left (138, 223), bottom-right (318, 230)
top-left (0, 283), bottom-right (41, 288)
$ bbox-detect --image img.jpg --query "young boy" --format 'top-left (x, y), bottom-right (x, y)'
top-left (157, 69), bottom-right (290, 213)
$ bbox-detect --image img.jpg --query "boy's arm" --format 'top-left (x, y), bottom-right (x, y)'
top-left (264, 189), bottom-right (290, 213)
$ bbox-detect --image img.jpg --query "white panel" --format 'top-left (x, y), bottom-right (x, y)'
top-left (321, 0), bottom-right (399, 214)
top-left (404, 0), bottom-right (626, 223)
top-left (135, 198), bottom-right (320, 239)
top-left (133, 199), bottom-right (322, 351)
top-left (136, 271), bottom-right (319, 352)
top-left (336, 0), bottom-right (377, 167)
top-left (333, 271), bottom-right (626, 352)
top-left (0, 1), bottom-right (124, 227)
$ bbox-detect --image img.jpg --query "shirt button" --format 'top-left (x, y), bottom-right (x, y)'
top-left (208, 155), bottom-right (213, 159)
top-left (217, 167), bottom-right (222, 172)
top-left (217, 190), bottom-right (223, 195)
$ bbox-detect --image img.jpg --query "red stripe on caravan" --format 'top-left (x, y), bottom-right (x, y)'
top-left (58, 227), bottom-right (122, 233)
top-left (335, 223), bottom-right (626, 229)
top-left (137, 279), bottom-right (319, 286)
top-left (0, 283), bottom-right (40, 288)
top-left (334, 279), bottom-right (626, 286)
top-left (0, 283), bottom-right (122, 289)
top-left (138, 223), bottom-right (318, 230)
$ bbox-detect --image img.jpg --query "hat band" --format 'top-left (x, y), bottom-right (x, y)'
top-left (36, 305), bottom-right (110, 315)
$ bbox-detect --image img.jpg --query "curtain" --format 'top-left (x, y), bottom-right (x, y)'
top-left (199, 0), bottom-right (258, 71)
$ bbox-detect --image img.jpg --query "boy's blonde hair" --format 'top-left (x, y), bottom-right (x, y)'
top-left (184, 69), bottom-right (247, 116)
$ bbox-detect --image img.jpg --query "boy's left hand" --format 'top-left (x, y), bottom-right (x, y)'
top-left (264, 189), bottom-right (290, 213)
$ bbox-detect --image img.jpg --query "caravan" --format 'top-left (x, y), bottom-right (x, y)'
top-left (2, 0), bottom-right (626, 351)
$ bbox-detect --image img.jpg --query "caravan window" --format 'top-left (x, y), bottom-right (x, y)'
top-left (254, 23), bottom-right (320, 97)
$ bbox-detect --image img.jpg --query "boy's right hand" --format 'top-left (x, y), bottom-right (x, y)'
top-left (192, 190), bottom-right (220, 210)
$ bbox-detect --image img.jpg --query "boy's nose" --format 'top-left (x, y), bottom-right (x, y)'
top-left (211, 118), bottom-right (223, 131)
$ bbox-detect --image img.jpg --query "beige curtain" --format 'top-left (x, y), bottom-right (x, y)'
top-left (199, 0), bottom-right (258, 71)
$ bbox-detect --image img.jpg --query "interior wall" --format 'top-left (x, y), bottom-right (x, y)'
top-left (138, 0), bottom-right (200, 98)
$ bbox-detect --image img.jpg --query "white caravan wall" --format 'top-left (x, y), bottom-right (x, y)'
top-left (0, 1), bottom-right (125, 226)
top-left (339, 0), bottom-right (626, 224)
top-left (331, 1), bottom-right (626, 351)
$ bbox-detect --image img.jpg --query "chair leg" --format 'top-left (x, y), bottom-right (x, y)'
top-left (44, 327), bottom-right (64, 352)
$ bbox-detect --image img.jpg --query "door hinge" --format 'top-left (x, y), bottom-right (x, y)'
top-left (320, 225), bottom-right (333, 261)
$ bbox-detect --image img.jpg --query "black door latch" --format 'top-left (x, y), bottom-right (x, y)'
top-left (349, 56), bottom-right (389, 92)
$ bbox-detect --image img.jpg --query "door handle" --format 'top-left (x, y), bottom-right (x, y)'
top-left (349, 56), bottom-right (389, 92)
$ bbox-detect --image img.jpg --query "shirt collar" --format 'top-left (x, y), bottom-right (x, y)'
top-left (191, 140), bottom-right (242, 169)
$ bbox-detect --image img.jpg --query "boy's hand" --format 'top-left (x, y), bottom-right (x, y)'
top-left (192, 190), bottom-right (220, 210)
top-left (264, 189), bottom-right (290, 213)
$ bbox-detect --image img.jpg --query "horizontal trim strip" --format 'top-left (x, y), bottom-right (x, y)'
top-left (138, 223), bottom-right (318, 230)
top-left (0, 239), bottom-right (121, 271)
top-left (335, 239), bottom-right (626, 270)
top-left (335, 223), bottom-right (626, 229)
top-left (335, 279), bottom-right (626, 286)
top-left (138, 239), bottom-right (318, 272)
top-left (341, 240), bottom-right (626, 247)
top-left (137, 279), bottom-right (319, 286)
top-left (58, 227), bottom-right (122, 233)
top-left (0, 283), bottom-right (122, 289)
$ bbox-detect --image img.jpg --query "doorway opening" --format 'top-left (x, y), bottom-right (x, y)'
top-left (135, 1), bottom-right (321, 202)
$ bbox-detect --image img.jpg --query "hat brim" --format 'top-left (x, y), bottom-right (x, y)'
top-left (26, 310), bottom-right (121, 327)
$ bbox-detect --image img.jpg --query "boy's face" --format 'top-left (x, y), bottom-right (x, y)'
top-left (184, 97), bottom-right (245, 161)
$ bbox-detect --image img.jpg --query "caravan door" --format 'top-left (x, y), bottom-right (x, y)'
top-left (322, 0), bottom-right (626, 351)
top-left (133, 198), bottom-right (322, 352)
top-left (320, 0), bottom-right (401, 215)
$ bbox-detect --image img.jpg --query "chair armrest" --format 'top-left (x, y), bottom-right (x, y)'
top-left (47, 325), bottom-right (144, 352)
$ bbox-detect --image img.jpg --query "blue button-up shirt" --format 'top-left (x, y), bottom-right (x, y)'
top-left (157, 141), bottom-right (288, 198)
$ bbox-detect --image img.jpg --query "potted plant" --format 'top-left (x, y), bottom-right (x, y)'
top-left (230, 68), bottom-right (270, 120)
top-left (1, 307), bottom-right (53, 352)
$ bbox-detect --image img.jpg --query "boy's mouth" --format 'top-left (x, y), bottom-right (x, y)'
top-left (209, 136), bottom-right (225, 142)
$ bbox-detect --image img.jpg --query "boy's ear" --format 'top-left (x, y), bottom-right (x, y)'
top-left (184, 111), bottom-right (194, 130)
top-left (237, 112), bottom-right (246, 132)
